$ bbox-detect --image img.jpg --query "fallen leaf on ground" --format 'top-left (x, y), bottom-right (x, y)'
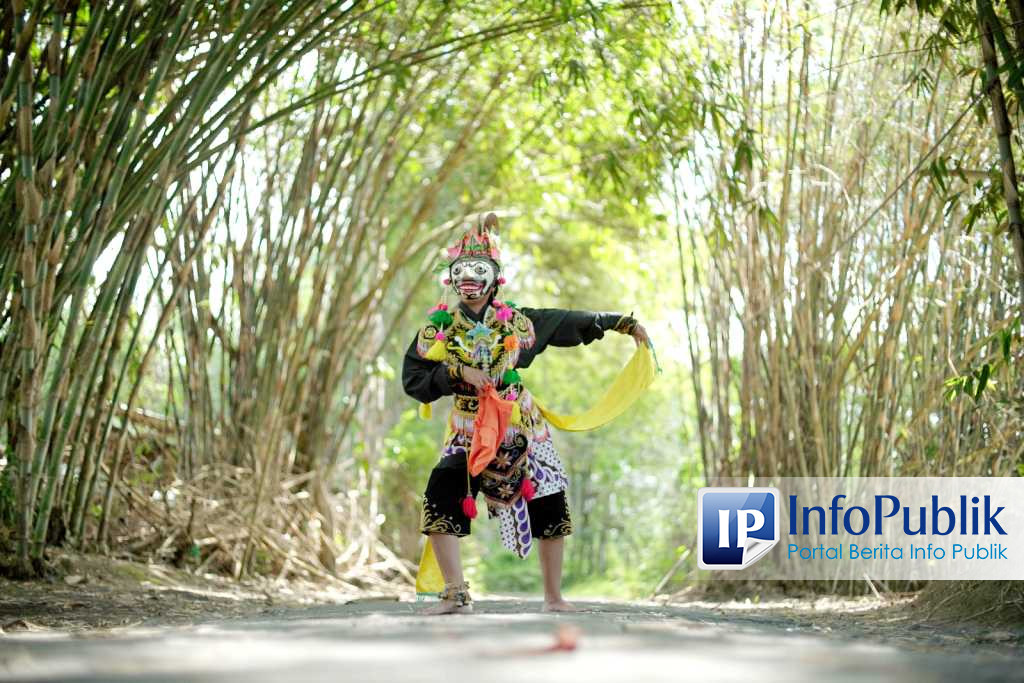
top-left (2, 619), bottom-right (47, 633)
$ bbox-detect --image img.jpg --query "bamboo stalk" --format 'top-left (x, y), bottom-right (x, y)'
top-left (976, 0), bottom-right (1024, 320)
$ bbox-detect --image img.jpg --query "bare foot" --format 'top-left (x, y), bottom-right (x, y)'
top-left (421, 598), bottom-right (473, 616)
top-left (542, 599), bottom-right (578, 612)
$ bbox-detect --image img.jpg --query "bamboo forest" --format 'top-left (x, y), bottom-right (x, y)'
top-left (1, 1), bottom-right (1023, 681)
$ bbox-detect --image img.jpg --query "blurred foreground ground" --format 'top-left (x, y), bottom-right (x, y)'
top-left (0, 554), bottom-right (1022, 682)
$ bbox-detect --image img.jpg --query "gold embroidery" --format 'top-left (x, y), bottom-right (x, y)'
top-left (420, 501), bottom-right (467, 536)
top-left (541, 519), bottom-right (573, 537)
top-left (539, 496), bottom-right (573, 537)
top-left (453, 395), bottom-right (481, 412)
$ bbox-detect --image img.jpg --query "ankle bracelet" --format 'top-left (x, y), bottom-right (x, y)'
top-left (438, 580), bottom-right (472, 606)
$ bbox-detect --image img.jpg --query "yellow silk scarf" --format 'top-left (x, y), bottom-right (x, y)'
top-left (415, 342), bottom-right (660, 597)
top-left (533, 341), bottom-right (657, 431)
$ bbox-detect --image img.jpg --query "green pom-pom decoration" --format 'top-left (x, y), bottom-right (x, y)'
top-left (502, 368), bottom-right (521, 384)
top-left (428, 310), bottom-right (453, 327)
top-left (503, 300), bottom-right (517, 309)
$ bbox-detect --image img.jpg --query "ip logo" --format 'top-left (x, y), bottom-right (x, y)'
top-left (698, 487), bottom-right (780, 570)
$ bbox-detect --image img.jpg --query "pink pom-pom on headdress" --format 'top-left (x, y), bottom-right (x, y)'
top-left (435, 331), bottom-right (446, 341)
top-left (497, 276), bottom-right (506, 285)
top-left (495, 306), bottom-right (513, 322)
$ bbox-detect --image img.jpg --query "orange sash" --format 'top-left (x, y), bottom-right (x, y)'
top-left (467, 385), bottom-right (515, 476)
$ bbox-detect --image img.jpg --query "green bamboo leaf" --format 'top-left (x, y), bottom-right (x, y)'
top-left (974, 363), bottom-right (990, 400)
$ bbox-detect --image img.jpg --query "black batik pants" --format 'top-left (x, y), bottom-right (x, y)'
top-left (419, 464), bottom-right (573, 539)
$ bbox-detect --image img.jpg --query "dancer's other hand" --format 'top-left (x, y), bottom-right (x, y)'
top-left (461, 367), bottom-right (493, 391)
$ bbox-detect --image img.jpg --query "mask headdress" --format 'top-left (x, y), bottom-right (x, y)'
top-left (421, 212), bottom-right (506, 363)
top-left (441, 212), bottom-right (505, 302)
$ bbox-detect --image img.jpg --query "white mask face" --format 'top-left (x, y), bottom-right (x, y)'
top-left (449, 257), bottom-right (497, 300)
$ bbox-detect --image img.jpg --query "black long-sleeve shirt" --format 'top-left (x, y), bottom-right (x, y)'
top-left (401, 299), bottom-right (626, 404)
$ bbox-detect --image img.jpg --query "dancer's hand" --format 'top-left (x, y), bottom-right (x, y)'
top-left (630, 322), bottom-right (650, 347)
top-left (461, 367), bottom-right (493, 390)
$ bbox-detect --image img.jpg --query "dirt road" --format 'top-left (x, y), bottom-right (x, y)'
top-left (2, 598), bottom-right (1022, 682)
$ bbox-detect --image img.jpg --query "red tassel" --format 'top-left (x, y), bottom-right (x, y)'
top-left (462, 496), bottom-right (478, 519)
top-left (521, 477), bottom-right (536, 501)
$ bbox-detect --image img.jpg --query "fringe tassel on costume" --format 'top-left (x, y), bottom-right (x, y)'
top-left (463, 467), bottom-right (478, 518)
top-left (520, 476), bottom-right (536, 501)
top-left (425, 338), bottom-right (447, 360)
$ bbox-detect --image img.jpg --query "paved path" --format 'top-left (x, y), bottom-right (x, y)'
top-left (1, 599), bottom-right (1022, 682)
